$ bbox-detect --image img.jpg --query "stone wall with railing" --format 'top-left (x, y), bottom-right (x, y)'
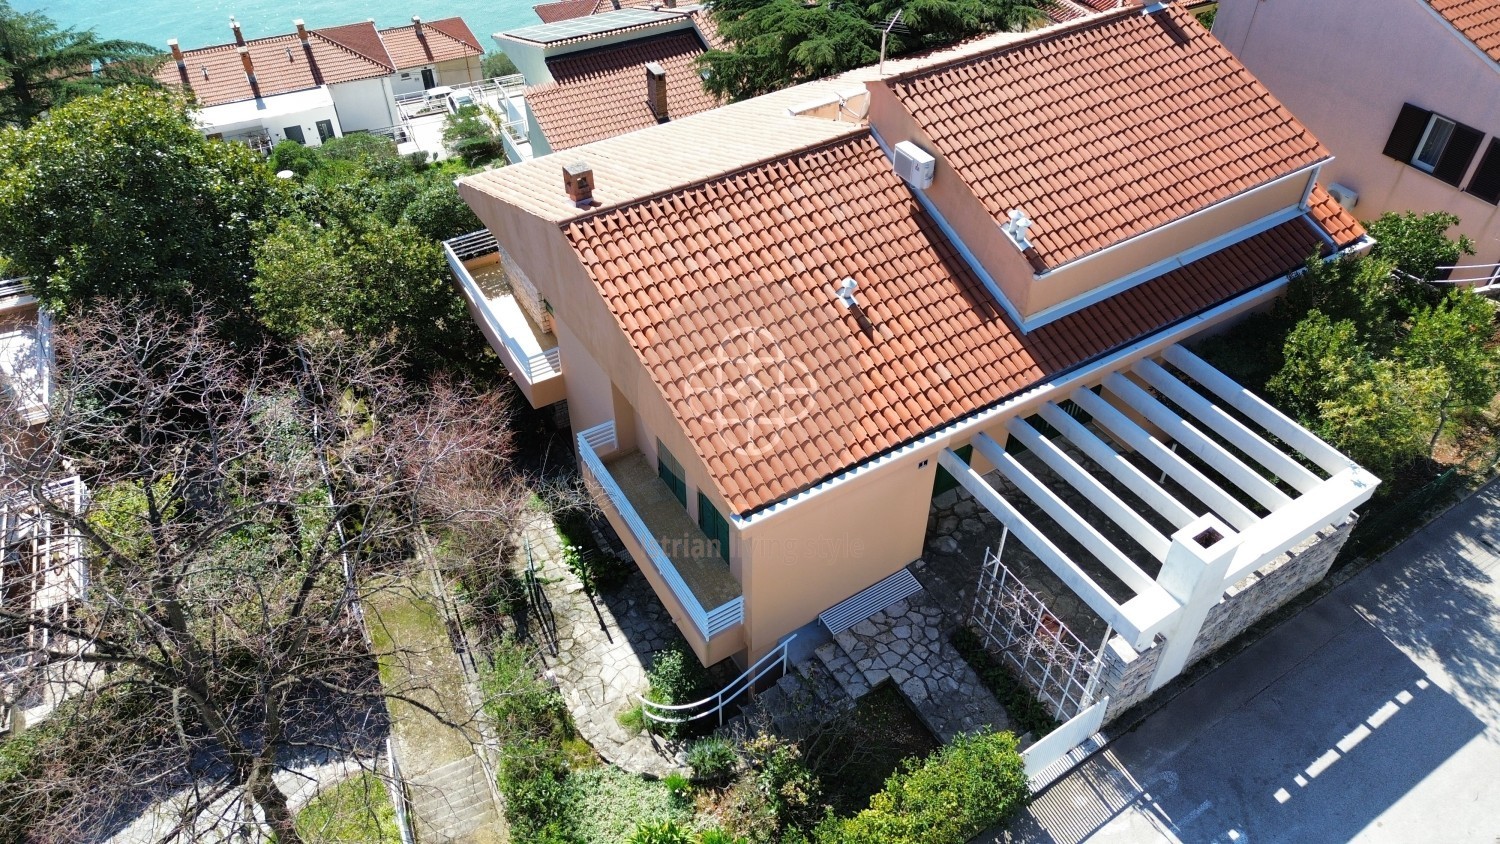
top-left (1097, 518), bottom-right (1355, 722)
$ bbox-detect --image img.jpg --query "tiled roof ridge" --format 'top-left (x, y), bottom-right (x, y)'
top-left (176, 31), bottom-right (303, 58)
top-left (424, 17), bottom-right (484, 52)
top-left (378, 17), bottom-right (483, 54)
top-left (559, 129), bottom-right (871, 230)
top-left (312, 23), bottom-right (396, 70)
top-left (882, 2), bottom-right (1139, 85)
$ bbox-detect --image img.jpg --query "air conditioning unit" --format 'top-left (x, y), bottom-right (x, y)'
top-left (893, 141), bottom-right (936, 190)
top-left (1327, 182), bottom-right (1359, 210)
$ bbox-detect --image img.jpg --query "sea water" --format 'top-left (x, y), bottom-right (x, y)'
top-left (13, 0), bottom-right (541, 52)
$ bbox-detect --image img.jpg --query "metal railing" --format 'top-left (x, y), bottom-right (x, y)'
top-left (1395, 262), bottom-right (1500, 292)
top-left (639, 634), bottom-right (795, 726)
top-left (523, 537), bottom-right (559, 655)
top-left (442, 239), bottom-right (562, 382)
top-left (576, 421), bottom-right (744, 640)
top-left (0, 278), bottom-right (31, 300)
top-left (385, 737), bottom-right (416, 844)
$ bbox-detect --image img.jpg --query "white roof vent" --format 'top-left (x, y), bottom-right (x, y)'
top-left (1002, 208), bottom-right (1035, 251)
top-left (834, 277), bottom-right (859, 309)
top-left (893, 141), bottom-right (935, 190)
top-left (1327, 183), bottom-right (1358, 210)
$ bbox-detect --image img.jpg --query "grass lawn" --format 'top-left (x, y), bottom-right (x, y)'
top-left (294, 771), bottom-right (400, 844)
top-left (365, 576), bottom-right (476, 776)
top-left (809, 683), bottom-right (940, 815)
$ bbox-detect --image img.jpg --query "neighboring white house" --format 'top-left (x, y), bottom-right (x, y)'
top-left (1216, 0), bottom-right (1500, 271)
top-left (155, 15), bottom-right (484, 153)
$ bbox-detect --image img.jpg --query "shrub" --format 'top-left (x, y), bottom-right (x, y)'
top-left (398, 183), bottom-right (483, 241)
top-left (822, 730), bottom-right (1027, 844)
top-left (696, 829), bottom-right (746, 844)
top-left (644, 643), bottom-right (712, 738)
top-left (663, 770), bottom-right (692, 805)
top-left (687, 737), bottom-right (739, 782)
top-left (482, 51), bottom-right (519, 78)
top-left (743, 732), bottom-right (822, 834)
top-left (481, 641), bottom-right (571, 746)
top-left (617, 703), bottom-right (647, 734)
top-left (564, 766), bottom-right (690, 844)
top-left (627, 820), bottom-right (693, 844)
top-left (268, 139), bottom-right (321, 176)
top-left (443, 105), bottom-right (501, 166)
top-left (497, 738), bottom-right (573, 843)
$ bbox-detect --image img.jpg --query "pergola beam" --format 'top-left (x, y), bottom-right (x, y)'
top-left (1070, 387), bottom-right (1261, 530)
top-left (1002, 418), bottom-right (1173, 563)
top-left (1163, 344), bottom-right (1351, 476)
top-left (1037, 401), bottom-right (1197, 530)
top-left (1103, 373), bottom-right (1292, 513)
top-left (1133, 358), bottom-right (1322, 494)
top-left (973, 433), bottom-right (1159, 595)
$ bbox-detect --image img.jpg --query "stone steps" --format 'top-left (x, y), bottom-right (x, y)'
top-left (406, 756), bottom-right (500, 844)
top-left (717, 656), bottom-right (855, 744)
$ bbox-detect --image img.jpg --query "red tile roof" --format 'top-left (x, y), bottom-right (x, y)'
top-left (534, 0), bottom-right (599, 24)
top-left (564, 133), bottom-right (1342, 515)
top-left (1429, 0), bottom-right (1500, 63)
top-left (378, 18), bottom-right (483, 69)
top-left (886, 6), bottom-right (1329, 268)
top-left (156, 22), bottom-right (393, 107)
top-left (527, 31), bottom-right (718, 150)
top-left (1306, 184), bottom-right (1367, 249)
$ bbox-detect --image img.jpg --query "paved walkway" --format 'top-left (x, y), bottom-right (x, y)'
top-left (990, 478), bottom-right (1500, 843)
top-left (524, 512), bottom-right (691, 776)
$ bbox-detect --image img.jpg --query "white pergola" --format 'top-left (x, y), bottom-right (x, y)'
top-left (939, 344), bottom-right (1379, 691)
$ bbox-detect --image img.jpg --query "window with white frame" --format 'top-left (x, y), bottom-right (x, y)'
top-left (1383, 103), bottom-right (1485, 187)
top-left (1412, 114), bottom-right (1457, 172)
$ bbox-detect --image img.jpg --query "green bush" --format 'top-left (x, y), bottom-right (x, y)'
top-left (481, 640), bottom-right (571, 746)
top-left (443, 106), bottom-right (501, 167)
top-left (743, 732), bottom-right (822, 834)
top-left (821, 730), bottom-right (1027, 844)
top-left (497, 738), bottom-right (574, 843)
top-left (482, 51), bottom-right (519, 78)
top-left (398, 183), bottom-right (483, 241)
top-left (644, 643), bottom-right (712, 738)
top-left (951, 627), bottom-right (1058, 736)
top-left (268, 139), bottom-right (321, 177)
top-left (627, 820), bottom-right (693, 844)
top-left (565, 766), bottom-right (689, 843)
top-left (687, 737), bottom-right (738, 782)
top-left (554, 509), bottom-right (630, 593)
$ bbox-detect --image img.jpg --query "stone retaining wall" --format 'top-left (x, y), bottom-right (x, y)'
top-left (1097, 518), bottom-right (1355, 722)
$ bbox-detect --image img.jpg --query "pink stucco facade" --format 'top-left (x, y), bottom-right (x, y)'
top-left (1216, 0), bottom-right (1500, 264)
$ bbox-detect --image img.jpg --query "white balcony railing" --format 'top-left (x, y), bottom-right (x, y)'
top-left (443, 238), bottom-right (561, 383)
top-left (576, 421), bottom-right (744, 640)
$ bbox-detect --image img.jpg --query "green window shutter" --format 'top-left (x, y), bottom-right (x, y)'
top-left (697, 491), bottom-right (730, 562)
top-left (657, 440), bottom-right (686, 506)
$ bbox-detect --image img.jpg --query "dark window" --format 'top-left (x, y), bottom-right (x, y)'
top-left (1465, 138), bottom-right (1500, 205)
top-left (315, 119), bottom-right (335, 143)
top-left (283, 124), bottom-right (306, 144)
top-left (657, 440), bottom-right (686, 506)
top-left (1383, 103), bottom-right (1485, 187)
top-left (697, 491), bottom-right (730, 563)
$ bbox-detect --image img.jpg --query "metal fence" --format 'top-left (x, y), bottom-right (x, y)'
top-left (970, 537), bottom-right (1105, 722)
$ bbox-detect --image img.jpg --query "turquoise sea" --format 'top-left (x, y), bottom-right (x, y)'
top-left (12, 0), bottom-right (541, 52)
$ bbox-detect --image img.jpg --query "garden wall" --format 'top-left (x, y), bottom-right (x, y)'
top-left (1096, 518), bottom-right (1355, 722)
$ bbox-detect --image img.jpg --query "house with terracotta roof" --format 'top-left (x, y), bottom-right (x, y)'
top-left (1216, 0), bottom-right (1500, 274)
top-left (156, 15), bottom-right (482, 153)
top-left (494, 5), bottom-right (722, 158)
top-left (451, 4), bottom-right (1379, 722)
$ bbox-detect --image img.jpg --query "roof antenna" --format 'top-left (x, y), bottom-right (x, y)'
top-left (878, 10), bottom-right (908, 77)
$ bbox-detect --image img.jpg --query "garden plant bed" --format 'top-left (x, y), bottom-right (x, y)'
top-left (808, 682), bottom-right (940, 815)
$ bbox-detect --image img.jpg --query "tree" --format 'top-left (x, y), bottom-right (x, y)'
top-left (1398, 289), bottom-right (1500, 451)
top-left (253, 209), bottom-right (485, 376)
top-left (443, 105), bottom-right (501, 167)
top-left (0, 304), bottom-right (523, 842)
top-left (482, 51), bottom-right (518, 78)
top-left (0, 87), bottom-right (278, 328)
top-left (1366, 210), bottom-right (1476, 284)
top-left (700, 0), bottom-right (1043, 101)
top-left (0, 2), bottom-right (161, 125)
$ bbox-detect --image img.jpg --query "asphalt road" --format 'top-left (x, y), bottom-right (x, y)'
top-left (991, 478), bottom-right (1500, 844)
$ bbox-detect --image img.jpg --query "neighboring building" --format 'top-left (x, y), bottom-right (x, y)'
top-left (1216, 0), bottom-right (1500, 269)
top-left (155, 15), bottom-right (483, 152)
top-left (452, 5), bottom-right (1377, 718)
top-left (494, 7), bottom-right (723, 158)
top-left (0, 280), bottom-right (85, 734)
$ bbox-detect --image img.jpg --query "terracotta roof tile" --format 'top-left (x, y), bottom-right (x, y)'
top-left (1306, 183), bottom-right (1367, 249)
top-left (563, 133), bottom-right (1331, 515)
top-left (527, 31), bottom-right (719, 150)
top-left (1430, 0), bottom-right (1500, 63)
top-left (534, 0), bottom-right (599, 24)
top-left (157, 22), bottom-right (393, 107)
top-left (378, 18), bottom-right (482, 69)
top-left (886, 6), bottom-right (1329, 268)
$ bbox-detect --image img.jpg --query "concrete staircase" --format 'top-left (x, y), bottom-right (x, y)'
top-left (718, 656), bottom-right (855, 743)
top-left (405, 755), bottom-right (502, 844)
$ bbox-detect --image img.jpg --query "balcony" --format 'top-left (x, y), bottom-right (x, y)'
top-left (576, 422), bottom-right (744, 663)
top-left (444, 231), bottom-right (565, 408)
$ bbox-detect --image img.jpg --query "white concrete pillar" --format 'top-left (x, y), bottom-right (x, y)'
top-left (1149, 513), bottom-right (1240, 691)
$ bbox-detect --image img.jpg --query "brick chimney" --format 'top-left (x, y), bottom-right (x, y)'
top-left (168, 38), bottom-right (185, 69)
top-left (563, 162), bottom-right (595, 206)
top-left (230, 16), bottom-right (245, 47)
top-left (238, 46), bottom-right (257, 86)
top-left (294, 19), bottom-right (309, 45)
top-left (645, 63), bottom-right (668, 123)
